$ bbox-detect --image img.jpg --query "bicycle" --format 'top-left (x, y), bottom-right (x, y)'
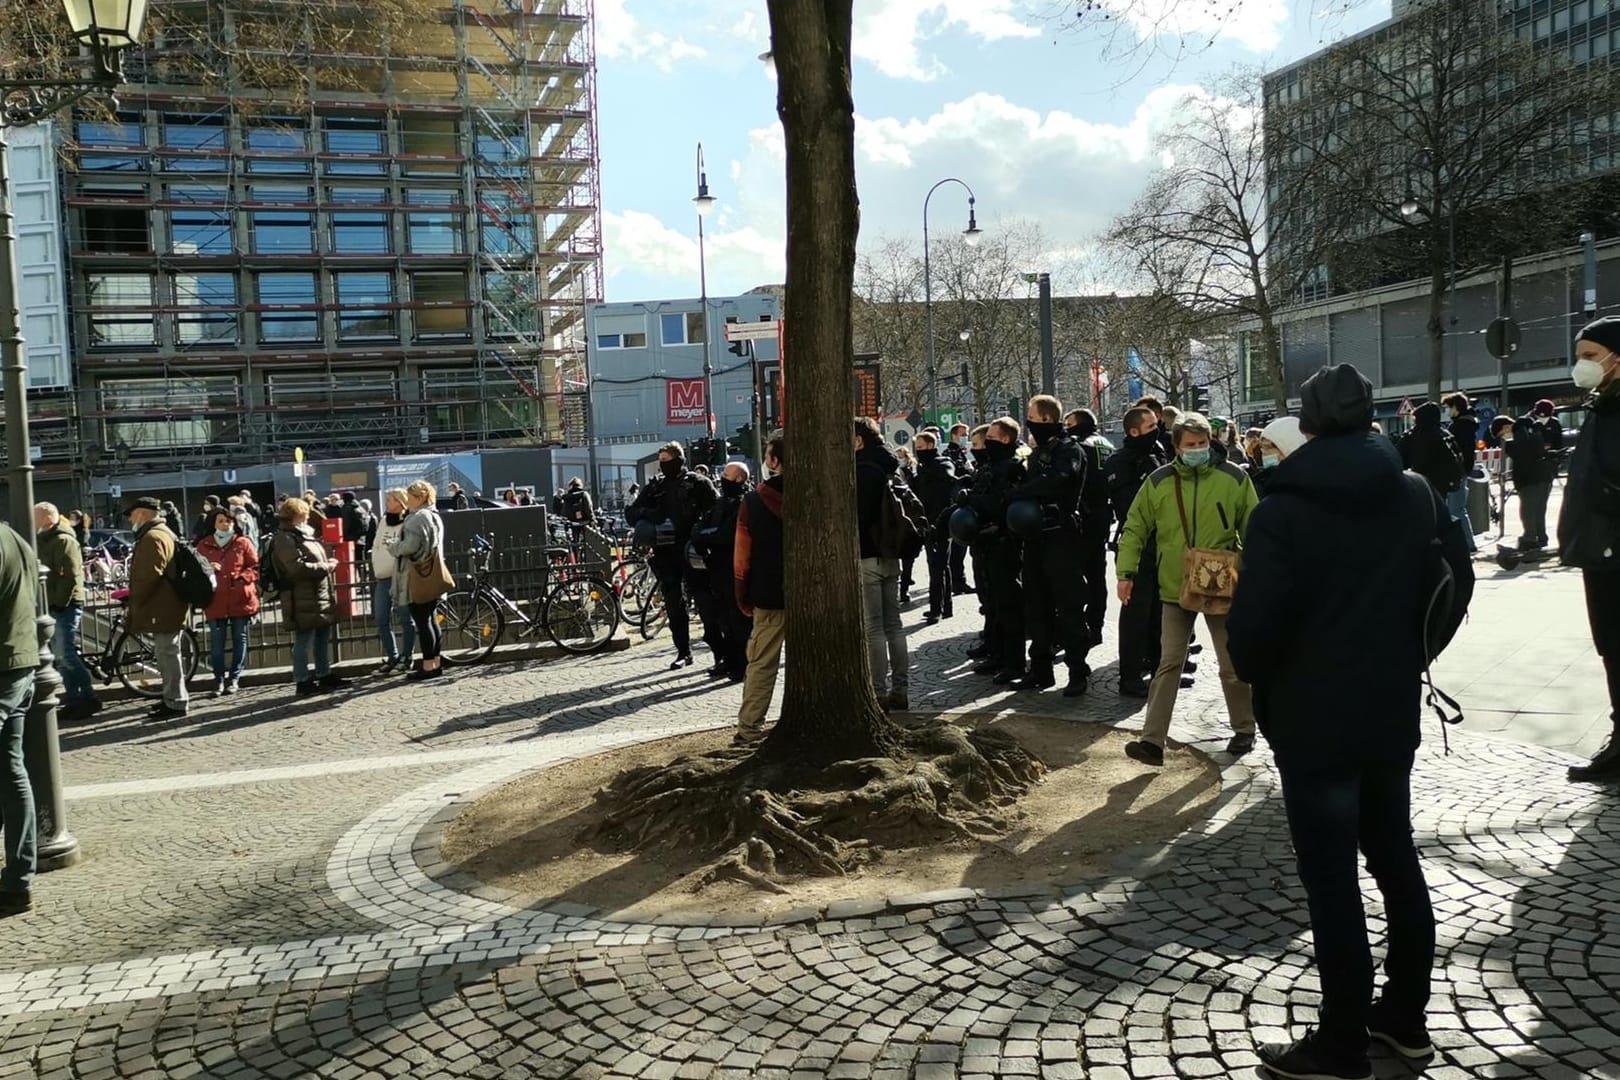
top-left (436, 534), bottom-right (620, 662)
top-left (79, 590), bottom-right (202, 699)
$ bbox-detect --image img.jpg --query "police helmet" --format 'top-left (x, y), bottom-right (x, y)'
top-left (1005, 498), bottom-right (1045, 539)
top-left (948, 506), bottom-right (980, 545)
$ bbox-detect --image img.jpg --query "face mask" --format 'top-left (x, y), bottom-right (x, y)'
top-left (1262, 454), bottom-right (1281, 470)
top-left (915, 448), bottom-right (938, 463)
top-left (971, 448), bottom-right (990, 465)
top-left (721, 478), bottom-right (745, 498)
top-left (1181, 448), bottom-right (1211, 468)
top-left (213, 528), bottom-right (234, 545)
top-left (985, 439), bottom-right (1014, 460)
top-left (1126, 431), bottom-right (1159, 452)
top-left (1574, 355), bottom-right (1611, 390)
top-left (1027, 420), bottom-right (1062, 445)
top-left (659, 460), bottom-right (682, 479)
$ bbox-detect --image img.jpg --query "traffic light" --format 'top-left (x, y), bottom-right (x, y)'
top-left (725, 315), bottom-right (744, 356)
top-left (1190, 385), bottom-right (1211, 413)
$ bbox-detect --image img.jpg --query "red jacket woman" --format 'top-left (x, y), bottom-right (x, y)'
top-left (196, 529), bottom-right (261, 620)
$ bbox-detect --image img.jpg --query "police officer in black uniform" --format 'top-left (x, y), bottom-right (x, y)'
top-left (968, 418), bottom-right (1027, 682)
top-left (1066, 408), bottom-right (1113, 649)
top-left (944, 422), bottom-right (974, 595)
top-left (625, 441), bottom-right (717, 670)
top-left (912, 431), bottom-right (961, 624)
top-left (689, 461), bottom-right (752, 681)
top-left (1012, 395), bottom-right (1091, 697)
top-left (1105, 405), bottom-right (1169, 697)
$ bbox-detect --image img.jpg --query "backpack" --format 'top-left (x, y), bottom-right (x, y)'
top-left (1407, 472), bottom-right (1475, 746)
top-left (1432, 430), bottom-right (1465, 493)
top-left (877, 475), bottom-right (929, 561)
top-left (166, 542), bottom-right (218, 609)
top-left (257, 534), bottom-right (281, 599)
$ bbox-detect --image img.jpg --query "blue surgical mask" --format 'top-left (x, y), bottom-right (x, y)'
top-left (213, 528), bottom-right (235, 545)
top-left (1181, 448), bottom-right (1211, 468)
top-left (1262, 454), bottom-right (1281, 470)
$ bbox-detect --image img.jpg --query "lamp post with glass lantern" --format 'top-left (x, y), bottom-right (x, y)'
top-left (1, 0), bottom-right (150, 872)
top-left (693, 143), bottom-right (717, 441)
top-left (923, 178), bottom-right (981, 426)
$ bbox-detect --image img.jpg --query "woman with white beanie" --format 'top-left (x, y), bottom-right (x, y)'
top-left (1253, 416), bottom-right (1307, 498)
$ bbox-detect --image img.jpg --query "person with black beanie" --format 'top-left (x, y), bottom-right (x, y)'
top-left (1561, 316), bottom-right (1620, 781)
top-left (1228, 362), bottom-right (1474, 1080)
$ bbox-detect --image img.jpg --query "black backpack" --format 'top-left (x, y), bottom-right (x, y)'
top-left (166, 543), bottom-right (218, 609)
top-left (258, 534), bottom-right (282, 599)
top-left (877, 476), bottom-right (929, 561)
top-left (1407, 473), bottom-right (1475, 745)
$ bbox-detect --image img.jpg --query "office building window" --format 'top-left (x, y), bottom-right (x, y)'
top-left (170, 205), bottom-right (232, 254)
top-left (85, 273), bottom-right (155, 346)
top-left (167, 184), bottom-right (227, 204)
top-left (482, 272), bottom-right (539, 335)
top-left (596, 332), bottom-right (647, 349)
top-left (250, 184), bottom-right (312, 204)
top-left (245, 120), bottom-right (310, 173)
top-left (412, 271), bottom-right (471, 337)
top-left (76, 119), bottom-right (142, 147)
top-left (330, 211), bottom-right (390, 254)
top-left (400, 116), bottom-right (459, 173)
top-left (334, 271), bottom-right (394, 339)
top-left (80, 200), bottom-right (150, 253)
top-left (327, 186), bottom-right (389, 205)
top-left (406, 188), bottom-right (458, 206)
top-left (175, 272), bottom-right (239, 345)
top-left (252, 211), bottom-right (314, 254)
top-left (101, 376), bottom-right (241, 449)
top-left (660, 311), bottom-right (705, 346)
top-left (161, 114), bottom-right (227, 172)
top-left (257, 273), bottom-right (321, 343)
top-left (407, 211), bottom-right (462, 254)
top-left (323, 116), bottom-right (388, 175)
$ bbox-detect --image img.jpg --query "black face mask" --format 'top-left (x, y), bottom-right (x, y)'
top-left (720, 478), bottom-right (746, 499)
top-left (659, 460), bottom-right (682, 480)
top-left (986, 439), bottom-right (1015, 460)
top-left (914, 448), bottom-right (938, 463)
top-left (1027, 420), bottom-right (1062, 445)
top-left (1126, 431), bottom-right (1160, 453)
top-left (971, 448), bottom-right (990, 465)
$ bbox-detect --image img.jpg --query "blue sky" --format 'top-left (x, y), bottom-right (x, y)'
top-left (593, 0), bottom-right (1391, 302)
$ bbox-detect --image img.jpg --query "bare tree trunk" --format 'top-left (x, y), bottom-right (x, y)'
top-left (1261, 318), bottom-right (1287, 416)
top-left (1426, 257), bottom-right (1447, 403)
top-left (765, 0), bottom-right (896, 766)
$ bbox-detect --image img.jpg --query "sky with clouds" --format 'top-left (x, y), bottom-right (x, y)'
top-left (593, 0), bottom-right (1391, 302)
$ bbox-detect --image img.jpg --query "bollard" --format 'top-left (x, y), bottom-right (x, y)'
top-left (24, 590), bottom-right (79, 872)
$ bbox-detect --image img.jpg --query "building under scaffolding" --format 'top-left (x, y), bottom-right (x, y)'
top-left (30, 0), bottom-right (603, 501)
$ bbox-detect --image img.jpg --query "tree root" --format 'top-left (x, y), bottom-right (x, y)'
top-left (579, 718), bottom-right (1046, 894)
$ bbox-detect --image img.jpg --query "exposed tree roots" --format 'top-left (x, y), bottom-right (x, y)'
top-left (578, 720), bottom-right (1047, 894)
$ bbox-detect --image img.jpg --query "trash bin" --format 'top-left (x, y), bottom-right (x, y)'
top-left (1467, 474), bottom-right (1491, 535)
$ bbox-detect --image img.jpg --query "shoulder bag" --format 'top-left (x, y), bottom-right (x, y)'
top-left (407, 515), bottom-right (456, 604)
top-left (1174, 474), bottom-right (1240, 615)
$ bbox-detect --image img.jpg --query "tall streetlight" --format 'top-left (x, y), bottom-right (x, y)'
top-left (1, 0), bottom-right (148, 874)
top-left (693, 143), bottom-right (717, 440)
top-left (923, 178), bottom-right (981, 425)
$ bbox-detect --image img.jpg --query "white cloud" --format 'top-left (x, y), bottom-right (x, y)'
top-left (595, 0), bottom-right (709, 74)
top-left (853, 1), bottom-right (1040, 81)
top-left (603, 210), bottom-right (783, 293)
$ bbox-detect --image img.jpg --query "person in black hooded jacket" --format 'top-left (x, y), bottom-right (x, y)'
top-left (1227, 363), bottom-right (1474, 1080)
top-left (1399, 402), bottom-right (1464, 497)
top-left (626, 441), bottom-right (717, 671)
top-left (910, 431), bottom-right (960, 624)
top-left (1561, 316), bottom-right (1620, 782)
top-left (854, 418), bottom-right (910, 709)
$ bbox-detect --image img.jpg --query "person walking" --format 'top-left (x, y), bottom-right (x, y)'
top-left (0, 521), bottom-right (39, 916)
top-left (391, 480), bottom-right (449, 681)
top-left (196, 507), bottom-right (259, 696)
top-left (126, 496), bottom-right (190, 720)
top-left (1561, 317), bottom-right (1620, 782)
top-left (1115, 412), bottom-right (1258, 765)
top-left (33, 503), bottom-right (99, 721)
top-left (625, 442), bottom-right (717, 671)
top-left (911, 431), bottom-right (959, 626)
top-left (855, 417), bottom-right (912, 710)
top-left (370, 489), bottom-right (416, 675)
top-left (446, 482), bottom-right (471, 511)
top-left (1228, 362), bottom-right (1473, 1080)
top-left (734, 435), bottom-right (786, 741)
top-left (1105, 406), bottom-right (1169, 698)
top-left (271, 498), bottom-right (345, 697)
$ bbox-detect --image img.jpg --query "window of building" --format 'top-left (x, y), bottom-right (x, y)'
top-left (327, 186), bottom-right (389, 205)
top-left (596, 332), bottom-right (647, 349)
top-left (170, 206), bottom-right (232, 254)
top-left (76, 119), bottom-right (142, 147)
top-left (101, 376), bottom-right (241, 449)
top-left (80, 152), bottom-right (145, 171)
top-left (252, 211), bottom-right (314, 254)
top-left (160, 114), bottom-right (227, 172)
top-left (322, 115), bottom-right (388, 175)
top-left (334, 271), bottom-right (394, 339)
top-left (330, 211), bottom-right (390, 254)
top-left (400, 116), bottom-right (459, 174)
top-left (407, 211), bottom-right (461, 254)
top-left (167, 184), bottom-right (227, 204)
top-left (412, 271), bottom-right (471, 337)
top-left (482, 272), bottom-right (539, 335)
top-left (257, 273), bottom-right (321, 342)
top-left (250, 184), bottom-right (312, 204)
top-left (406, 188), bottom-right (458, 206)
top-left (245, 120), bottom-right (309, 173)
top-left (174, 272), bottom-right (239, 345)
top-left (85, 273), bottom-right (155, 346)
top-left (660, 311), bottom-right (705, 346)
top-left (80, 203), bottom-right (150, 253)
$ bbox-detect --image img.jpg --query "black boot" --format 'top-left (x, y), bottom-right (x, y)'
top-left (1570, 734), bottom-right (1620, 782)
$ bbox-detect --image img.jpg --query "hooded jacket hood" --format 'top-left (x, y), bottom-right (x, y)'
top-left (1413, 401), bottom-right (1442, 431)
top-left (1266, 430), bottom-right (1406, 514)
top-left (756, 474), bottom-right (784, 517)
top-left (857, 441), bottom-right (900, 476)
top-left (1299, 364), bottom-right (1375, 436)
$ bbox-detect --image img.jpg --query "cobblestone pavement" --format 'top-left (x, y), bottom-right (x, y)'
top-left (1, 562), bottom-right (1617, 1079)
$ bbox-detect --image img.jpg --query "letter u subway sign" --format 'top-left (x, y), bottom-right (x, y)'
top-left (666, 378), bottom-right (706, 425)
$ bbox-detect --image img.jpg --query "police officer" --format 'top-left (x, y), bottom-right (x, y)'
top-left (945, 422), bottom-right (974, 596)
top-left (912, 431), bottom-right (961, 624)
top-left (689, 461), bottom-right (752, 681)
top-left (967, 418), bottom-right (1027, 682)
top-left (1066, 408), bottom-right (1113, 649)
top-left (1105, 405), bottom-right (1169, 697)
top-left (625, 441), bottom-right (717, 670)
top-left (1012, 395), bottom-right (1090, 696)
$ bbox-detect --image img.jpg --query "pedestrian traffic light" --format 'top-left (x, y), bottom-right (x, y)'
top-left (1191, 385), bottom-right (1211, 413)
top-left (725, 315), bottom-right (745, 356)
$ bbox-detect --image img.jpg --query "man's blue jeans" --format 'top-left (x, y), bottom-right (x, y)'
top-left (49, 603), bottom-right (96, 704)
top-left (374, 578), bottom-right (415, 663)
top-left (292, 626), bottom-right (331, 684)
top-left (0, 668), bottom-right (36, 894)
top-left (209, 616), bottom-right (251, 680)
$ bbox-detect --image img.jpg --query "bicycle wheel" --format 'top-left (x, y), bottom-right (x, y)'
top-left (437, 590), bottom-right (503, 665)
top-left (619, 562), bottom-right (654, 619)
top-left (180, 628), bottom-right (200, 683)
top-left (543, 576), bottom-right (620, 654)
top-left (109, 630), bottom-right (167, 699)
top-left (639, 585), bottom-right (667, 641)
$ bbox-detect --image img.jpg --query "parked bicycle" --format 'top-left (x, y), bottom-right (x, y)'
top-left (79, 589), bottom-right (201, 699)
top-left (437, 534), bottom-right (620, 663)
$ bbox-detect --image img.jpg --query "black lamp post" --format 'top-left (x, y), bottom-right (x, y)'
top-left (2, 0), bottom-right (149, 873)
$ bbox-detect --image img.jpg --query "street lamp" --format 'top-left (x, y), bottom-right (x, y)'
top-left (0, 0), bottom-right (146, 874)
top-left (693, 142), bottom-right (716, 438)
top-left (923, 177), bottom-right (981, 426)
top-left (1399, 173), bottom-right (1459, 390)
